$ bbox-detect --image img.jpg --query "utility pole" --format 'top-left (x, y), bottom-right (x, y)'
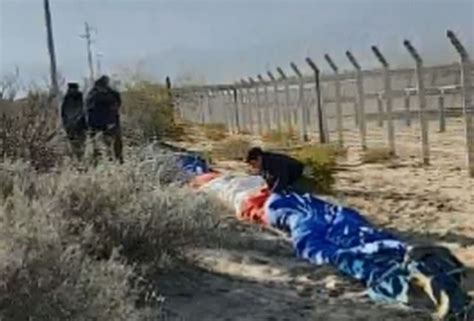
top-left (43, 0), bottom-right (59, 100)
top-left (81, 22), bottom-right (95, 83)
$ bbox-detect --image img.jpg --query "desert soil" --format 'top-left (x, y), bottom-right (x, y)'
top-left (158, 117), bottom-right (473, 321)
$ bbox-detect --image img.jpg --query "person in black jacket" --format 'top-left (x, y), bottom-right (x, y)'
top-left (246, 147), bottom-right (306, 193)
top-left (61, 83), bottom-right (87, 160)
top-left (86, 75), bottom-right (123, 163)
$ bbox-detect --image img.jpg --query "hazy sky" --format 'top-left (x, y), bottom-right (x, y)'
top-left (0, 0), bottom-right (473, 85)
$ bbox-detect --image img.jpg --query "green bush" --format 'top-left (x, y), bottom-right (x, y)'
top-left (291, 145), bottom-right (337, 194)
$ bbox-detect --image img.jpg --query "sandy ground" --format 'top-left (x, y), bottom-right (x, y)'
top-left (158, 117), bottom-right (473, 321)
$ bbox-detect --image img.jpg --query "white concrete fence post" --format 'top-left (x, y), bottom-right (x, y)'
top-left (306, 57), bottom-right (329, 144)
top-left (277, 67), bottom-right (291, 130)
top-left (372, 46), bottom-right (396, 156)
top-left (290, 62), bottom-right (309, 142)
top-left (324, 54), bottom-right (343, 146)
top-left (248, 77), bottom-right (263, 135)
top-left (267, 71), bottom-right (282, 132)
top-left (403, 40), bottom-right (430, 165)
top-left (346, 50), bottom-right (367, 150)
top-left (447, 30), bottom-right (474, 177)
top-left (258, 74), bottom-right (272, 132)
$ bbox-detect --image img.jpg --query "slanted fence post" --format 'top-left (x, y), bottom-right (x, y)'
top-left (372, 46), bottom-right (395, 156)
top-left (324, 54), bottom-right (343, 146)
top-left (346, 50), bottom-right (367, 150)
top-left (290, 62), bottom-right (309, 142)
top-left (447, 30), bottom-right (474, 177)
top-left (306, 57), bottom-right (328, 144)
top-left (404, 92), bottom-right (412, 127)
top-left (258, 74), bottom-right (272, 132)
top-left (232, 86), bottom-right (241, 133)
top-left (248, 77), bottom-right (263, 135)
top-left (438, 93), bottom-right (446, 133)
top-left (404, 40), bottom-right (430, 165)
top-left (277, 67), bottom-right (291, 130)
top-left (240, 79), bottom-right (253, 134)
top-left (377, 93), bottom-right (384, 127)
top-left (267, 71), bottom-right (282, 132)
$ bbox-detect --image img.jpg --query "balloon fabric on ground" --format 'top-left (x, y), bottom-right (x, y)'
top-left (177, 154), bottom-right (472, 320)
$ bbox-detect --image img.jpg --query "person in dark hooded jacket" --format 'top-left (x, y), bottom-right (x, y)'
top-left (246, 147), bottom-right (307, 193)
top-left (61, 83), bottom-right (87, 160)
top-left (86, 75), bottom-right (123, 163)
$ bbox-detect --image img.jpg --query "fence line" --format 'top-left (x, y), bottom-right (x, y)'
top-left (174, 30), bottom-right (474, 177)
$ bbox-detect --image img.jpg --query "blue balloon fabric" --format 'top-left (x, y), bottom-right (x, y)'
top-left (266, 192), bottom-right (410, 303)
top-left (177, 153), bottom-right (211, 176)
top-left (182, 154), bottom-right (471, 319)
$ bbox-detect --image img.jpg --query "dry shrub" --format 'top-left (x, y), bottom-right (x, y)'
top-left (262, 126), bottom-right (299, 148)
top-left (0, 184), bottom-right (153, 321)
top-left (211, 137), bottom-right (251, 161)
top-left (361, 147), bottom-right (394, 164)
top-left (53, 163), bottom-right (222, 263)
top-left (202, 123), bottom-right (227, 141)
top-left (122, 81), bottom-right (183, 142)
top-left (291, 145), bottom-right (338, 194)
top-left (0, 156), bottom-right (223, 320)
top-left (0, 92), bottom-right (60, 171)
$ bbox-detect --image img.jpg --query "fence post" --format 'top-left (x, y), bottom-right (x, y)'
top-left (258, 74), bottom-right (272, 132)
top-left (205, 90), bottom-right (212, 124)
top-left (248, 77), bottom-right (263, 135)
top-left (447, 30), bottom-right (474, 177)
top-left (267, 71), bottom-right (282, 132)
top-left (241, 79), bottom-right (254, 133)
top-left (197, 93), bottom-right (204, 124)
top-left (277, 67), bottom-right (291, 130)
top-left (438, 93), bottom-right (446, 133)
top-left (290, 62), bottom-right (309, 142)
top-left (232, 86), bottom-right (241, 133)
top-left (404, 92), bottom-right (411, 127)
top-left (404, 73), bottom-right (413, 127)
top-left (324, 54), bottom-right (342, 146)
top-left (346, 50), bottom-right (367, 150)
top-left (236, 83), bottom-right (245, 132)
top-left (306, 57), bottom-right (328, 144)
top-left (377, 93), bottom-right (384, 127)
top-left (223, 90), bottom-right (233, 133)
top-left (403, 40), bottom-right (429, 165)
top-left (371, 46), bottom-right (396, 155)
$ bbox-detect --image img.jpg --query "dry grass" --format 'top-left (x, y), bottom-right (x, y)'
top-left (121, 80), bottom-right (184, 143)
top-left (0, 154), bottom-right (224, 320)
top-left (202, 123), bottom-right (228, 141)
top-left (361, 147), bottom-right (395, 164)
top-left (262, 127), bottom-right (299, 148)
top-left (211, 137), bottom-right (251, 161)
top-left (0, 92), bottom-right (61, 171)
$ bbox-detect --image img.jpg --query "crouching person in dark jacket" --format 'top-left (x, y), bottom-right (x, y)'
top-left (246, 147), bottom-right (313, 194)
top-left (86, 75), bottom-right (124, 163)
top-left (61, 83), bottom-right (87, 160)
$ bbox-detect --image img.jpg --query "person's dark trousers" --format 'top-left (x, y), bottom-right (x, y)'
top-left (89, 123), bottom-right (123, 164)
top-left (64, 118), bottom-right (87, 160)
top-left (104, 124), bottom-right (123, 164)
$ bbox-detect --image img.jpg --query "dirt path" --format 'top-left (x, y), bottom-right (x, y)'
top-left (158, 118), bottom-right (472, 320)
